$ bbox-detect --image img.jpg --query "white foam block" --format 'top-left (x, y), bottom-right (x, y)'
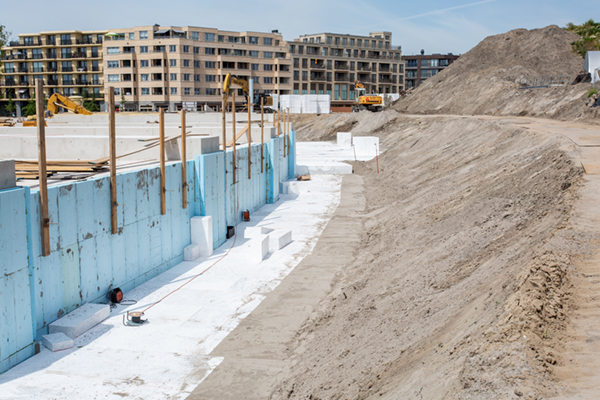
top-left (280, 181), bottom-right (300, 195)
top-left (184, 244), bottom-right (201, 261)
top-left (42, 332), bottom-right (73, 352)
top-left (48, 303), bottom-right (110, 339)
top-left (244, 226), bottom-right (274, 239)
top-left (269, 230), bottom-right (293, 253)
top-left (190, 216), bottom-right (213, 257)
top-left (337, 132), bottom-right (352, 146)
top-left (246, 235), bottom-right (270, 263)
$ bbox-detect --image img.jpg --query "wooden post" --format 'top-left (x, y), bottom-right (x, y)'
top-left (36, 79), bottom-right (50, 256)
top-left (181, 109), bottom-right (187, 209)
top-left (222, 94), bottom-right (226, 153)
top-left (260, 97), bottom-right (264, 173)
top-left (232, 92), bottom-right (237, 184)
top-left (283, 108), bottom-right (287, 158)
top-left (287, 108), bottom-right (291, 156)
top-left (108, 87), bottom-right (118, 234)
top-left (276, 108), bottom-right (280, 137)
top-left (247, 95), bottom-right (252, 180)
top-left (159, 108), bottom-right (166, 215)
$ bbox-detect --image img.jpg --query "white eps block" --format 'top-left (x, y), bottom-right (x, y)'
top-left (281, 181), bottom-right (300, 195)
top-left (48, 303), bottom-right (110, 339)
top-left (337, 132), bottom-right (352, 146)
top-left (269, 230), bottom-right (293, 253)
top-left (246, 235), bottom-right (270, 263)
top-left (352, 136), bottom-right (380, 160)
top-left (42, 332), bottom-right (73, 352)
top-left (244, 226), bottom-right (274, 238)
top-left (185, 216), bottom-right (213, 261)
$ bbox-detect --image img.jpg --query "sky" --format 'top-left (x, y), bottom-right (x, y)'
top-left (1, 0), bottom-right (598, 55)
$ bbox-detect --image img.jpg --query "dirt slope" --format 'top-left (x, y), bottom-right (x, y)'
top-left (271, 115), bottom-right (590, 399)
top-left (394, 25), bottom-right (599, 121)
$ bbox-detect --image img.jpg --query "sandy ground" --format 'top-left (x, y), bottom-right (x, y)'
top-left (191, 111), bottom-right (600, 399)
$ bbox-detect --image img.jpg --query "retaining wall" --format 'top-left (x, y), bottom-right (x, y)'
top-left (0, 132), bottom-right (295, 373)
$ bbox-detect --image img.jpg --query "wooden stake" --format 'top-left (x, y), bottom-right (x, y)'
top-left (36, 79), bottom-right (50, 256)
top-left (287, 108), bottom-right (291, 156)
top-left (222, 94), bottom-right (226, 153)
top-left (260, 97), bottom-right (264, 173)
top-left (283, 108), bottom-right (287, 158)
top-left (247, 96), bottom-right (251, 180)
top-left (108, 87), bottom-right (118, 234)
top-left (276, 108), bottom-right (280, 137)
top-left (159, 108), bottom-right (166, 215)
top-left (232, 92), bottom-right (237, 184)
top-left (181, 109), bottom-right (187, 209)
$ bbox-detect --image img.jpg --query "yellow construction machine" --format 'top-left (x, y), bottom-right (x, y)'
top-left (47, 93), bottom-right (93, 116)
top-left (353, 81), bottom-right (384, 112)
top-left (223, 73), bottom-right (274, 110)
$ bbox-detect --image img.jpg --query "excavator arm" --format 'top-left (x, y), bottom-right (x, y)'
top-left (47, 93), bottom-right (93, 116)
top-left (223, 73), bottom-right (250, 98)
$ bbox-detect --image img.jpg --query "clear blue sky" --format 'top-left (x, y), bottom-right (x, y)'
top-left (1, 0), bottom-right (597, 55)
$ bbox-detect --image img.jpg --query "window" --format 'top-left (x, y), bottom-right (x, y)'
top-left (184, 88), bottom-right (190, 95)
top-left (206, 88), bottom-right (217, 95)
top-left (249, 50), bottom-right (259, 58)
top-left (128, 32), bottom-right (135, 40)
top-left (152, 87), bottom-right (163, 95)
top-left (439, 59), bottom-right (450, 66)
top-left (327, 36), bottom-right (332, 44)
top-left (108, 60), bottom-right (119, 68)
top-left (431, 59), bottom-right (438, 67)
top-left (302, 59), bottom-right (308, 68)
top-left (407, 59), bottom-right (417, 67)
top-left (140, 46), bottom-right (148, 53)
top-left (289, 45), bottom-right (295, 53)
top-left (194, 74), bottom-right (200, 81)
top-left (193, 46), bottom-right (199, 54)
top-left (302, 71), bottom-right (307, 80)
top-left (205, 61), bottom-right (215, 68)
top-left (183, 45), bottom-right (189, 53)
top-left (194, 60), bottom-right (200, 68)
top-left (184, 74), bottom-right (190, 81)
top-left (263, 37), bottom-right (273, 46)
top-left (171, 87), bottom-right (177, 95)
top-left (264, 64), bottom-right (273, 71)
top-left (170, 73), bottom-right (177, 81)
top-left (342, 85), bottom-right (347, 100)
top-left (141, 60), bottom-right (149, 68)
top-left (218, 35), bottom-right (224, 42)
top-left (293, 71), bottom-right (299, 80)
top-left (421, 59), bottom-right (429, 67)
top-left (183, 60), bottom-right (190, 67)
top-left (263, 51), bottom-right (273, 59)
top-left (108, 74), bottom-right (119, 82)
top-left (140, 30), bottom-right (148, 40)
top-left (194, 88), bottom-right (200, 95)
top-left (251, 63), bottom-right (259, 71)
top-left (141, 87), bottom-right (149, 95)
top-left (192, 32), bottom-right (199, 41)
top-left (206, 75), bottom-right (216, 82)
top-left (264, 77), bottom-right (273, 84)
top-left (335, 37), bottom-right (340, 45)
top-left (321, 47), bottom-right (328, 56)
top-left (249, 36), bottom-right (258, 45)
top-left (141, 74), bottom-right (149, 81)
top-left (334, 84), bottom-right (339, 100)
top-left (112, 88), bottom-right (119, 96)
top-left (350, 38), bottom-right (355, 46)
top-left (342, 38), bottom-right (347, 45)
top-left (107, 47), bottom-right (119, 55)
top-left (169, 45), bottom-right (176, 52)
top-left (169, 59), bottom-right (177, 67)
top-left (372, 40), bottom-right (376, 48)
top-left (205, 33), bottom-right (215, 42)
top-left (205, 48), bottom-right (215, 55)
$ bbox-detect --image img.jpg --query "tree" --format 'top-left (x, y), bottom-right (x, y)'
top-left (565, 19), bottom-right (600, 58)
top-left (22, 92), bottom-right (36, 117)
top-left (0, 25), bottom-right (11, 58)
top-left (84, 92), bottom-right (100, 112)
top-left (5, 97), bottom-right (16, 116)
top-left (120, 92), bottom-right (126, 111)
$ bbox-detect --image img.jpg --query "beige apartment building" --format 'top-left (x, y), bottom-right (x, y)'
top-left (290, 31), bottom-right (404, 111)
top-left (102, 25), bottom-right (292, 112)
top-left (0, 29), bottom-right (106, 115)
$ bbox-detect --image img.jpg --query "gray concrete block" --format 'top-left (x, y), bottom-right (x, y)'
top-left (199, 136), bottom-right (220, 154)
top-left (49, 303), bottom-right (110, 339)
top-left (184, 243), bottom-right (201, 261)
top-left (0, 160), bottom-right (16, 191)
top-left (42, 332), bottom-right (73, 352)
top-left (269, 230), bottom-right (293, 253)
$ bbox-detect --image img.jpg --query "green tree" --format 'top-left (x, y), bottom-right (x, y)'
top-left (22, 92), bottom-right (37, 117)
top-left (120, 92), bottom-right (126, 110)
top-left (565, 19), bottom-right (600, 58)
top-left (5, 97), bottom-right (16, 116)
top-left (0, 25), bottom-right (11, 58)
top-left (84, 92), bottom-right (100, 112)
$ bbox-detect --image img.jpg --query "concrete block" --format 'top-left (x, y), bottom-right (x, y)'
top-left (0, 160), bottom-right (16, 191)
top-left (198, 136), bottom-right (220, 154)
top-left (352, 136), bottom-right (380, 160)
top-left (246, 235), bottom-right (270, 263)
top-left (280, 181), bottom-right (300, 195)
top-left (165, 140), bottom-right (181, 161)
top-left (244, 226), bottom-right (274, 239)
top-left (184, 244), bottom-right (201, 261)
top-left (48, 303), bottom-right (110, 339)
top-left (337, 132), bottom-right (352, 146)
top-left (190, 216), bottom-right (213, 258)
top-left (269, 230), bottom-right (293, 253)
top-left (42, 332), bottom-right (73, 352)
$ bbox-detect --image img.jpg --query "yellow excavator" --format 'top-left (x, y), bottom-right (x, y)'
top-left (222, 73), bottom-right (274, 110)
top-left (47, 93), bottom-right (93, 116)
top-left (353, 81), bottom-right (384, 112)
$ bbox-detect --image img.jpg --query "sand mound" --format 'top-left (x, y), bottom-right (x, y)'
top-left (394, 25), bottom-right (599, 121)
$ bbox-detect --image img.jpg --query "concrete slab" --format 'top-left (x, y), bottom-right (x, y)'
top-left (353, 136), bottom-right (380, 159)
top-left (337, 132), bottom-right (352, 146)
top-left (191, 216), bottom-right (213, 257)
top-left (269, 230), bottom-right (293, 253)
top-left (41, 332), bottom-right (73, 352)
top-left (244, 226), bottom-right (274, 238)
top-left (48, 303), bottom-right (110, 339)
top-left (0, 160), bottom-right (16, 191)
top-left (199, 136), bottom-right (220, 154)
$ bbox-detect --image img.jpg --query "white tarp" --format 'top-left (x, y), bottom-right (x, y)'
top-left (584, 51), bottom-right (600, 83)
top-left (279, 95), bottom-right (331, 114)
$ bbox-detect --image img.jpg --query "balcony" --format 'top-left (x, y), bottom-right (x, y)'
top-left (47, 67), bottom-right (58, 72)
top-left (334, 64), bottom-right (349, 70)
top-left (60, 39), bottom-right (72, 45)
top-left (357, 66), bottom-right (371, 71)
top-left (75, 79), bottom-right (89, 85)
top-left (310, 63), bottom-right (325, 69)
top-left (47, 79), bottom-right (58, 85)
top-left (72, 52), bottom-right (88, 58)
top-left (63, 80), bottom-right (74, 86)
top-left (3, 68), bottom-right (14, 73)
top-left (91, 80), bottom-right (101, 85)
top-left (46, 53), bottom-right (56, 59)
top-left (76, 39), bottom-right (98, 45)
top-left (62, 67), bottom-right (73, 72)
top-left (60, 53), bottom-right (73, 59)
top-left (3, 54), bottom-right (28, 60)
top-left (32, 54), bottom-right (44, 60)
top-left (91, 66), bottom-right (100, 72)
top-left (76, 67), bottom-right (88, 72)
top-left (3, 80), bottom-right (16, 86)
top-left (18, 67), bottom-right (28, 73)
top-left (310, 74), bottom-right (326, 81)
top-left (32, 67), bottom-right (44, 73)
top-left (18, 81), bottom-right (29, 86)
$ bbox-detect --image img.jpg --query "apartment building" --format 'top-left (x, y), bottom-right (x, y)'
top-left (290, 31), bottom-right (404, 111)
top-left (102, 25), bottom-right (292, 112)
top-left (0, 29), bottom-right (106, 115)
top-left (402, 51), bottom-right (459, 89)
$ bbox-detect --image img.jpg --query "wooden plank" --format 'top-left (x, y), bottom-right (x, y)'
top-left (276, 109), bottom-right (280, 137)
top-left (222, 94), bottom-right (226, 154)
top-left (36, 78), bottom-right (50, 257)
top-left (261, 98), bottom-right (264, 173)
top-left (88, 134), bottom-right (184, 165)
top-left (159, 108), bottom-right (166, 215)
top-left (108, 87), bottom-right (118, 235)
top-left (16, 159), bottom-right (108, 166)
top-left (225, 124), bottom-right (249, 147)
top-left (283, 108), bottom-right (287, 158)
top-left (248, 98), bottom-right (252, 180)
top-left (15, 165), bottom-right (105, 172)
top-left (181, 110), bottom-right (187, 209)
top-left (232, 92), bottom-right (237, 185)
